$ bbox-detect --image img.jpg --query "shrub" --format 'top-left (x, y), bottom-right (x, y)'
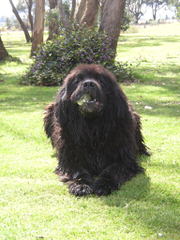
top-left (22, 27), bottom-right (134, 86)
top-left (120, 12), bottom-right (131, 32)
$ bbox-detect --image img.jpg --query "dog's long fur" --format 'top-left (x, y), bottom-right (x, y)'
top-left (44, 64), bottom-right (149, 196)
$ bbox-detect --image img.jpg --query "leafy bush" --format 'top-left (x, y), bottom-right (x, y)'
top-left (120, 12), bottom-right (131, 32)
top-left (22, 27), bottom-right (134, 86)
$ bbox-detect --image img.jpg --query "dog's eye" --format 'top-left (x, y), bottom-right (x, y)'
top-left (73, 78), bottom-right (81, 85)
top-left (98, 78), bottom-right (104, 85)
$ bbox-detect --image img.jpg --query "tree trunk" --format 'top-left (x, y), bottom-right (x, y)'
top-left (152, 5), bottom-right (157, 20)
top-left (75, 0), bottom-right (87, 23)
top-left (70, 0), bottom-right (76, 20)
top-left (99, 0), bottom-right (126, 59)
top-left (0, 36), bottom-right (9, 61)
top-left (48, 0), bottom-right (59, 40)
top-left (49, 0), bottom-right (58, 8)
top-left (26, 0), bottom-right (34, 34)
top-left (31, 0), bottom-right (45, 56)
top-left (135, 12), bottom-right (141, 24)
top-left (59, 0), bottom-right (70, 28)
top-left (80, 0), bottom-right (99, 27)
top-left (153, 12), bottom-right (156, 20)
top-left (9, 0), bottom-right (32, 43)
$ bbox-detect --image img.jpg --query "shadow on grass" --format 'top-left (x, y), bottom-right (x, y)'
top-left (128, 64), bottom-right (180, 117)
top-left (118, 36), bottom-right (180, 49)
top-left (5, 40), bottom-right (31, 49)
top-left (0, 85), bottom-right (58, 112)
top-left (98, 173), bottom-right (179, 236)
top-left (7, 48), bottom-right (30, 55)
top-left (4, 40), bottom-right (31, 58)
top-left (104, 173), bottom-right (151, 206)
top-left (135, 64), bottom-right (180, 78)
top-left (136, 101), bottom-right (180, 118)
top-left (0, 70), bottom-right (58, 112)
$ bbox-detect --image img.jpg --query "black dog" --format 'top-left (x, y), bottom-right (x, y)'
top-left (44, 64), bottom-right (149, 196)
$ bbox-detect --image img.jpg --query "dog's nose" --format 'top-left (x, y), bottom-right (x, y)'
top-left (83, 80), bottom-right (96, 89)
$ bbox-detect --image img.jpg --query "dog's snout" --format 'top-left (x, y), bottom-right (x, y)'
top-left (83, 80), bottom-right (96, 89)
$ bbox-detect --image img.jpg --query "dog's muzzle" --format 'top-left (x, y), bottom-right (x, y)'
top-left (72, 79), bottom-right (104, 114)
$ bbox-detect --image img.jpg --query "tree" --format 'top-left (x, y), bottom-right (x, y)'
top-left (70, 0), bottom-right (76, 19)
top-left (75, 0), bottom-right (87, 23)
top-left (127, 0), bottom-right (145, 24)
top-left (47, 0), bottom-right (126, 58)
top-left (24, 0), bottom-right (131, 86)
top-left (47, 0), bottom-right (59, 40)
top-left (58, 0), bottom-right (71, 28)
top-left (16, 0), bottom-right (34, 33)
top-left (54, 0), bottom-right (99, 29)
top-left (47, 0), bottom-right (77, 39)
top-left (100, 0), bottom-right (126, 59)
top-left (0, 36), bottom-right (10, 61)
top-left (26, 0), bottom-right (34, 34)
top-left (31, 0), bottom-right (45, 56)
top-left (80, 0), bottom-right (99, 27)
top-left (9, 0), bottom-right (32, 42)
top-left (5, 18), bottom-right (13, 29)
top-left (167, 0), bottom-right (180, 19)
top-left (177, 6), bottom-right (180, 18)
top-left (147, 0), bottom-right (168, 20)
top-left (49, 0), bottom-right (58, 10)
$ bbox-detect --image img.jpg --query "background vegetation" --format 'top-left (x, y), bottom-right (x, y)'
top-left (22, 26), bottom-right (133, 86)
top-left (0, 23), bottom-right (180, 240)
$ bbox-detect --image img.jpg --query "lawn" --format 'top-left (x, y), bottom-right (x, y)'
top-left (0, 23), bottom-right (180, 240)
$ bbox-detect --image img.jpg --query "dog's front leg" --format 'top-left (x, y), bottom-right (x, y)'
top-left (93, 163), bottom-right (119, 196)
top-left (68, 170), bottom-right (94, 196)
top-left (93, 162), bottom-right (143, 196)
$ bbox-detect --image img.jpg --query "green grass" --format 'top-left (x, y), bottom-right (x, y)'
top-left (0, 24), bottom-right (180, 240)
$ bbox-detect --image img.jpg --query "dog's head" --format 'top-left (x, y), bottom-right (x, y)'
top-left (58, 64), bottom-right (118, 115)
top-left (55, 64), bottom-right (132, 143)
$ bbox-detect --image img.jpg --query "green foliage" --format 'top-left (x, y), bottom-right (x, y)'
top-left (121, 12), bottom-right (131, 32)
top-left (177, 7), bottom-right (180, 19)
top-left (176, 6), bottom-right (180, 19)
top-left (46, 8), bottom-right (60, 28)
top-left (22, 27), bottom-right (134, 86)
top-left (126, 0), bottom-right (145, 24)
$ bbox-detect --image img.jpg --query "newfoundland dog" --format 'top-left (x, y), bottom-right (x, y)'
top-left (44, 64), bottom-right (149, 196)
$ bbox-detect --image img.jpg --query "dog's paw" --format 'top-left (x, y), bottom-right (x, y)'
top-left (93, 178), bottom-right (118, 196)
top-left (69, 182), bottom-right (93, 196)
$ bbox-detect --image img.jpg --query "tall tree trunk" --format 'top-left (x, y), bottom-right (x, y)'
top-left (70, 0), bottom-right (76, 20)
top-left (152, 5), bottom-right (157, 20)
top-left (48, 0), bottom-right (59, 40)
top-left (9, 0), bottom-right (32, 43)
top-left (135, 13), bottom-right (140, 24)
top-left (26, 0), bottom-right (34, 35)
top-left (0, 36), bottom-right (9, 61)
top-left (80, 0), bottom-right (99, 27)
top-left (31, 0), bottom-right (45, 56)
top-left (49, 0), bottom-right (58, 9)
top-left (59, 0), bottom-right (70, 28)
top-left (75, 0), bottom-right (87, 23)
top-left (99, 0), bottom-right (126, 59)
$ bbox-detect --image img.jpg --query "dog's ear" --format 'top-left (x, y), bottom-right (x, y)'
top-left (55, 88), bottom-right (69, 126)
top-left (44, 103), bottom-right (55, 139)
top-left (56, 87), bottom-right (66, 102)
